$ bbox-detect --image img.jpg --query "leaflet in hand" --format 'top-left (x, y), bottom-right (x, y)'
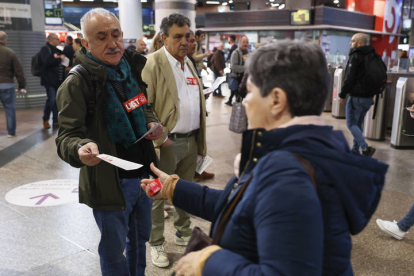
top-left (203, 76), bottom-right (226, 95)
top-left (97, 154), bottom-right (143, 171)
top-left (61, 57), bottom-right (70, 67)
top-left (133, 109), bottom-right (175, 145)
top-left (195, 155), bottom-right (213, 174)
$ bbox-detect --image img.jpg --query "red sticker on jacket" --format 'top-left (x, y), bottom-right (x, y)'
top-left (186, 77), bottom-right (199, 85)
top-left (123, 93), bottom-right (148, 112)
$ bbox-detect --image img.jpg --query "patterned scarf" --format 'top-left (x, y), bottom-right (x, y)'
top-left (86, 52), bottom-right (147, 148)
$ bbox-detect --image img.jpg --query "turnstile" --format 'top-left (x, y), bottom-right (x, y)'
top-left (390, 77), bottom-right (414, 148)
top-left (363, 84), bottom-right (388, 141)
top-left (332, 68), bottom-right (348, 119)
top-left (324, 65), bottom-right (336, 112)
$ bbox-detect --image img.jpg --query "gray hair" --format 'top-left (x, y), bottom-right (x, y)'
top-left (160, 13), bottom-right (190, 37)
top-left (246, 40), bottom-right (329, 116)
top-left (0, 31), bottom-right (7, 41)
top-left (80, 8), bottom-right (119, 39)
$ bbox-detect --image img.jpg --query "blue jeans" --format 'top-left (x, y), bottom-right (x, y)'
top-left (398, 204), bottom-right (414, 232)
top-left (43, 86), bottom-right (58, 123)
top-left (0, 87), bottom-right (16, 135)
top-left (213, 73), bottom-right (222, 96)
top-left (345, 96), bottom-right (373, 153)
top-left (93, 176), bottom-right (152, 276)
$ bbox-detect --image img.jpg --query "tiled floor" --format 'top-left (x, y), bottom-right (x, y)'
top-left (0, 83), bottom-right (413, 275)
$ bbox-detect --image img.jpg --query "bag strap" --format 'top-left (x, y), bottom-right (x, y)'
top-left (68, 64), bottom-right (96, 125)
top-left (212, 175), bottom-right (253, 245)
top-left (291, 153), bottom-right (318, 191)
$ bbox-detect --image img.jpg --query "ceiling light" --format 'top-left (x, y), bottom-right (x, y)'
top-left (141, 0), bottom-right (147, 2)
top-left (62, 0), bottom-right (74, 2)
top-left (333, 0), bottom-right (339, 3)
top-left (206, 1), bottom-right (220, 4)
top-left (79, 0), bottom-right (94, 2)
top-left (229, 0), bottom-right (233, 3)
top-left (222, 2), bottom-right (228, 5)
top-left (269, 0), bottom-right (274, 2)
top-left (279, 3), bottom-right (285, 9)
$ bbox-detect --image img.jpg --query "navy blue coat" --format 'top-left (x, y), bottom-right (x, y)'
top-left (40, 42), bottom-right (62, 88)
top-left (173, 125), bottom-right (388, 275)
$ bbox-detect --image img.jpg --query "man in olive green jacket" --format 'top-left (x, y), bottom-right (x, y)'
top-left (142, 13), bottom-right (207, 268)
top-left (55, 8), bottom-right (161, 276)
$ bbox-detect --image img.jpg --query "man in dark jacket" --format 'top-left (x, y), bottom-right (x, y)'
top-left (211, 43), bottom-right (225, 98)
top-left (0, 31), bottom-right (26, 137)
top-left (40, 33), bottom-right (65, 129)
top-left (226, 34), bottom-right (237, 62)
top-left (55, 8), bottom-right (162, 276)
top-left (340, 33), bottom-right (376, 157)
top-left (63, 35), bottom-right (75, 66)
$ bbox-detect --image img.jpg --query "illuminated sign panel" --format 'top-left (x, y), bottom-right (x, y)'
top-left (291, 9), bottom-right (311, 25)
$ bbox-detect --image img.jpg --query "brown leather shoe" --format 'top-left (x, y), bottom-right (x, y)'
top-left (53, 122), bottom-right (59, 128)
top-left (194, 171), bottom-right (215, 180)
top-left (43, 121), bottom-right (51, 129)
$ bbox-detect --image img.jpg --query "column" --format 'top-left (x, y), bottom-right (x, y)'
top-left (285, 0), bottom-right (312, 9)
top-left (154, 0), bottom-right (196, 32)
top-left (118, 0), bottom-right (143, 42)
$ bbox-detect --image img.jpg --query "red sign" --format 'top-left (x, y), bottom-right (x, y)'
top-left (186, 77), bottom-right (199, 85)
top-left (123, 93), bottom-right (148, 112)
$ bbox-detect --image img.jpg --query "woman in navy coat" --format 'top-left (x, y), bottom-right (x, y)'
top-left (142, 40), bottom-right (388, 276)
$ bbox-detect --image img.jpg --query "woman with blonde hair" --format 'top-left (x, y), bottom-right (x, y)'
top-left (149, 32), bottom-right (163, 54)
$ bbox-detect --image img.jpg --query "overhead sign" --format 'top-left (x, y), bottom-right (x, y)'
top-left (0, 0), bottom-right (32, 31)
top-left (44, 0), bottom-right (63, 25)
top-left (5, 179), bottom-right (79, 207)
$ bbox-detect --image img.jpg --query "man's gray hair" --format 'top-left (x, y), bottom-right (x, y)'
top-left (80, 8), bottom-right (119, 39)
top-left (160, 13), bottom-right (190, 37)
top-left (246, 40), bottom-right (329, 116)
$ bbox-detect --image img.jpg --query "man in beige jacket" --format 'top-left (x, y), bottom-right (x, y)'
top-left (142, 13), bottom-right (207, 268)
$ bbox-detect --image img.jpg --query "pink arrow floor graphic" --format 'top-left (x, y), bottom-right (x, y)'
top-left (30, 193), bottom-right (60, 205)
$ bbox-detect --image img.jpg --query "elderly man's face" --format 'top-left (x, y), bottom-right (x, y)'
top-left (49, 34), bottom-right (60, 46)
top-left (239, 37), bottom-right (249, 51)
top-left (136, 40), bottom-right (147, 53)
top-left (82, 15), bottom-right (124, 66)
top-left (188, 34), bottom-right (197, 56)
top-left (163, 24), bottom-right (190, 61)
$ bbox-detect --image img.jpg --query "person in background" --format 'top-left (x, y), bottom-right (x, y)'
top-left (377, 204), bottom-right (414, 240)
top-left (142, 13), bottom-right (207, 268)
top-left (126, 40), bottom-right (136, 51)
top-left (56, 8), bottom-right (162, 276)
top-left (63, 35), bottom-right (75, 66)
top-left (136, 38), bottom-right (147, 55)
top-left (149, 32), bottom-right (163, 54)
top-left (188, 30), bottom-right (215, 181)
top-left (40, 33), bottom-right (65, 129)
top-left (339, 33), bottom-right (376, 157)
top-left (73, 38), bottom-right (82, 53)
top-left (226, 34), bottom-right (237, 62)
top-left (0, 31), bottom-right (26, 138)
top-left (226, 36), bottom-right (249, 106)
top-left (141, 40), bottom-right (388, 276)
top-left (193, 30), bottom-right (209, 74)
top-left (211, 43), bottom-right (225, 98)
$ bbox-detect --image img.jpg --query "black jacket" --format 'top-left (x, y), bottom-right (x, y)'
top-left (63, 44), bottom-right (75, 66)
top-left (340, 45), bottom-right (376, 98)
top-left (40, 42), bottom-right (62, 88)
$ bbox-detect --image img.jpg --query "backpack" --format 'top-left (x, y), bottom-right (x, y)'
top-left (207, 53), bottom-right (214, 69)
top-left (362, 52), bottom-right (387, 120)
top-left (68, 65), bottom-right (97, 126)
top-left (362, 52), bottom-right (387, 97)
top-left (31, 46), bottom-right (51, 77)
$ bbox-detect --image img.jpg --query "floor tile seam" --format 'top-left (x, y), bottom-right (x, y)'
top-left (16, 152), bottom-right (69, 171)
top-left (0, 200), bottom-right (96, 256)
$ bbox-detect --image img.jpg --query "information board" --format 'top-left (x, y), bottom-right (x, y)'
top-left (291, 9), bottom-right (311, 25)
top-left (0, 0), bottom-right (32, 30)
top-left (44, 0), bottom-right (63, 25)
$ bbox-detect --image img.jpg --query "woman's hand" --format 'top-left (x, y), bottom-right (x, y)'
top-left (141, 163), bottom-right (170, 199)
top-left (174, 250), bottom-right (203, 276)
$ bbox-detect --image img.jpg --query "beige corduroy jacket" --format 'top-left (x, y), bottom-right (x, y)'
top-left (142, 47), bottom-right (207, 157)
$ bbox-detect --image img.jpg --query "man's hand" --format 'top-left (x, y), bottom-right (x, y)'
top-left (203, 52), bottom-right (210, 57)
top-left (339, 98), bottom-right (344, 104)
top-left (174, 250), bottom-right (205, 276)
top-left (141, 163), bottom-right (171, 199)
top-left (161, 138), bottom-right (172, 147)
top-left (219, 70), bottom-right (224, 75)
top-left (145, 122), bottom-right (163, 140)
top-left (60, 54), bottom-right (66, 61)
top-left (78, 142), bottom-right (101, 166)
